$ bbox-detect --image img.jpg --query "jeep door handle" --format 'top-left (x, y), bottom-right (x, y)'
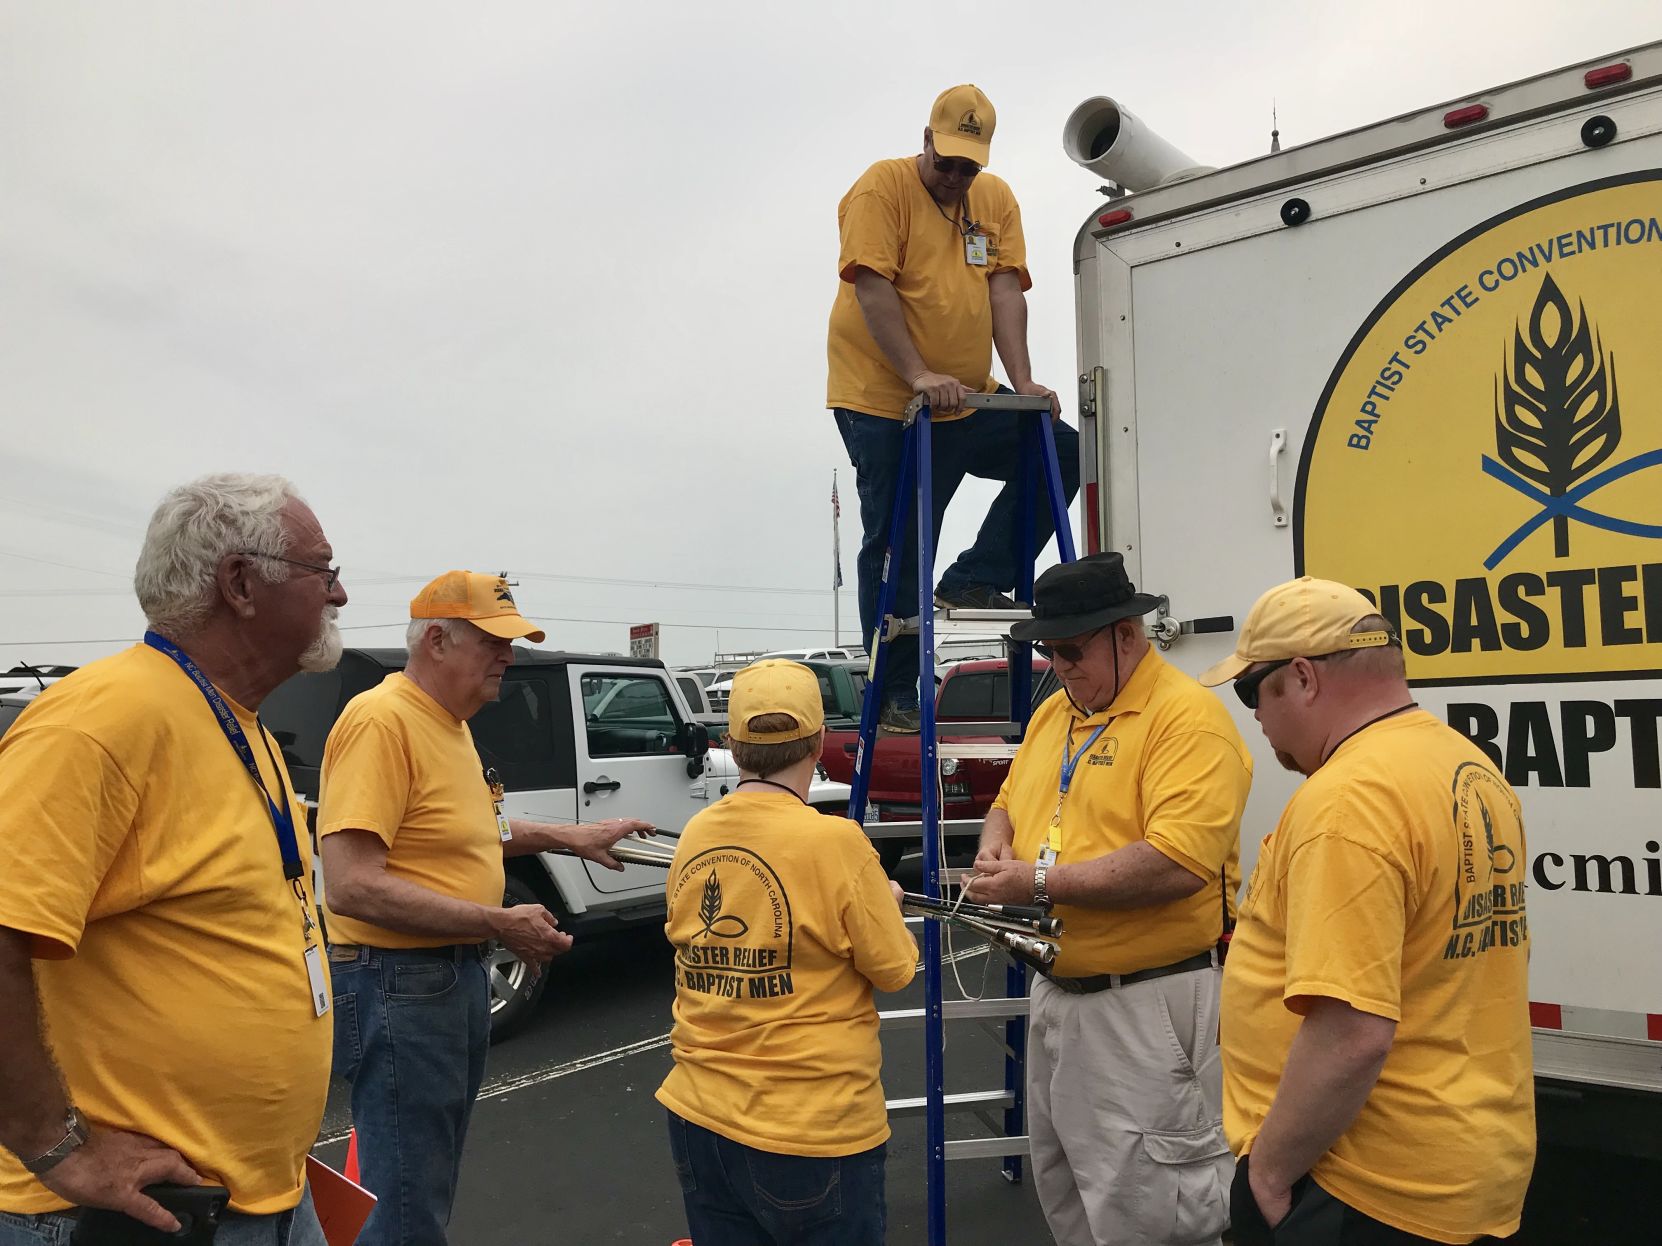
top-left (583, 779), bottom-right (622, 794)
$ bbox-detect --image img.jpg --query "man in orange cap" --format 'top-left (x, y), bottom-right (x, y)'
top-left (1200, 577), bottom-right (1533, 1245)
top-left (318, 571), bottom-right (651, 1246)
top-left (828, 84), bottom-right (1077, 733)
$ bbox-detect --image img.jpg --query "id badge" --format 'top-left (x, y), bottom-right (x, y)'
top-left (303, 944), bottom-right (330, 1017)
top-left (965, 234), bottom-right (988, 266)
top-left (496, 802), bottom-right (512, 843)
top-left (1039, 845), bottom-right (1058, 867)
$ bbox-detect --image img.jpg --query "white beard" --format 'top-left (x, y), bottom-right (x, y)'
top-left (299, 606), bottom-right (343, 672)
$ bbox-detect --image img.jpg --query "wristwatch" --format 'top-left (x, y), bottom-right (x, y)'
top-left (1032, 862), bottom-right (1052, 908)
top-left (21, 1106), bottom-right (87, 1176)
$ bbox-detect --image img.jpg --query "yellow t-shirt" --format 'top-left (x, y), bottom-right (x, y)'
top-left (655, 791), bottom-right (917, 1156)
top-left (827, 156), bottom-right (1030, 421)
top-left (992, 650), bottom-right (1250, 977)
top-left (317, 673), bottom-right (503, 948)
top-left (1221, 710), bottom-right (1534, 1243)
top-left (0, 646), bottom-right (331, 1214)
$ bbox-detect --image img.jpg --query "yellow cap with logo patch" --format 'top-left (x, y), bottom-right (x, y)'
top-left (1198, 577), bottom-right (1394, 686)
top-left (726, 660), bottom-right (825, 743)
top-left (409, 570), bottom-right (546, 643)
top-left (929, 84), bottom-right (995, 165)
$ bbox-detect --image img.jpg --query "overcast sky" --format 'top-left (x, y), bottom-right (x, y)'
top-left (4, 1), bottom-right (1658, 668)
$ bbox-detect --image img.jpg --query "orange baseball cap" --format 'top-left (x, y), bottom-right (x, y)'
top-left (409, 571), bottom-right (546, 643)
top-left (929, 84), bottom-right (995, 165)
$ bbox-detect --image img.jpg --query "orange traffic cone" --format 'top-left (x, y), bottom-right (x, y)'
top-left (344, 1129), bottom-right (361, 1184)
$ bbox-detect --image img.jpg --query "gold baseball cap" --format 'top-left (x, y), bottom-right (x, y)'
top-left (929, 84), bottom-right (995, 165)
top-left (409, 571), bottom-right (546, 643)
top-left (726, 660), bottom-right (825, 744)
top-left (1198, 577), bottom-right (1393, 686)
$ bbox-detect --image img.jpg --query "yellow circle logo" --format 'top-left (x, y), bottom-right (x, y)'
top-left (1297, 173), bottom-right (1662, 685)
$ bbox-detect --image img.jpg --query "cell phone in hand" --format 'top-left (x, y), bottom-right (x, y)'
top-left (71, 1183), bottom-right (230, 1244)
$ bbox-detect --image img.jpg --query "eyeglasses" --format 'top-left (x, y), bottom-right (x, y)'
top-left (931, 155), bottom-right (982, 179)
top-left (239, 552), bottom-right (341, 591)
top-left (1032, 625), bottom-right (1109, 664)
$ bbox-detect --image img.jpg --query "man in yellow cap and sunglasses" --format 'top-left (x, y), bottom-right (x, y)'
top-left (828, 83), bottom-right (1077, 733)
top-left (1201, 576), bottom-right (1534, 1245)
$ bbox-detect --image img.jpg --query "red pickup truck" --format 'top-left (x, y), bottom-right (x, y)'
top-left (817, 657), bottom-right (1049, 873)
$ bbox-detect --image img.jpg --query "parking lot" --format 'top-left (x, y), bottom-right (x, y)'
top-left (311, 856), bottom-right (1661, 1245)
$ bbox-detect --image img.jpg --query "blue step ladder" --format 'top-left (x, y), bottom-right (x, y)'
top-left (845, 390), bottom-right (1076, 1246)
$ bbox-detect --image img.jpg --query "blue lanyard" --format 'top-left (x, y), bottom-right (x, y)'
top-left (144, 631), bottom-right (303, 881)
top-left (1059, 722), bottom-right (1110, 796)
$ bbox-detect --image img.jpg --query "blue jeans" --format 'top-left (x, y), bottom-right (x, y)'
top-left (666, 1111), bottom-right (887, 1246)
top-left (0, 1184), bottom-right (324, 1245)
top-left (834, 394), bottom-right (1080, 707)
top-left (330, 944), bottom-right (491, 1246)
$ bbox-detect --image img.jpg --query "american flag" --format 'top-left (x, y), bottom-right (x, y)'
top-left (832, 472), bottom-right (843, 589)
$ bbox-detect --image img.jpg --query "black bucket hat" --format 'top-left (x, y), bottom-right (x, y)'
top-left (1009, 552), bottom-right (1162, 642)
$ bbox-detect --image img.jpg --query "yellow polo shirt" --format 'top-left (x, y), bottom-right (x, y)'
top-left (827, 156), bottom-right (1030, 421)
top-left (0, 646), bottom-right (331, 1214)
top-left (992, 650), bottom-right (1250, 977)
top-left (317, 673), bottom-right (503, 947)
top-left (1221, 710), bottom-right (1534, 1243)
top-left (657, 792), bottom-right (918, 1156)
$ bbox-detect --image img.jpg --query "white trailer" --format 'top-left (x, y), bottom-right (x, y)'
top-left (1068, 44), bottom-right (1662, 1160)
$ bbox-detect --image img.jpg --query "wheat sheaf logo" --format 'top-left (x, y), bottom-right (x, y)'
top-left (1482, 274), bottom-right (1662, 569)
top-left (695, 869), bottom-right (749, 939)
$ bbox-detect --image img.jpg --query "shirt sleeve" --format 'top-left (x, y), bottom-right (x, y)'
top-left (0, 725), bottom-right (140, 958)
top-left (1140, 729), bottom-right (1250, 881)
top-left (990, 184), bottom-right (1031, 290)
top-left (317, 714), bottom-right (411, 847)
top-left (1282, 832), bottom-right (1408, 1021)
top-left (844, 852), bottom-right (918, 993)
top-left (838, 173), bottom-right (903, 283)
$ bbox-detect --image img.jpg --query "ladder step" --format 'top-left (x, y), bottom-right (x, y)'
top-left (938, 742), bottom-right (1022, 760)
top-left (893, 609), bottom-right (1034, 636)
top-left (946, 1135), bottom-right (1032, 1161)
top-left (937, 720), bottom-right (1023, 737)
top-left (904, 392), bottom-right (1054, 417)
top-left (886, 1089), bottom-right (1014, 1118)
top-left (860, 818), bottom-right (983, 836)
top-left (879, 998), bottom-right (1031, 1028)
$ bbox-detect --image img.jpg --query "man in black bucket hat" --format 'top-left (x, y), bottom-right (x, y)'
top-left (965, 552), bottom-right (1253, 1246)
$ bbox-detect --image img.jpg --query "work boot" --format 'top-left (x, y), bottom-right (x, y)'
top-left (935, 585), bottom-right (1023, 610)
top-left (879, 704), bottom-right (922, 734)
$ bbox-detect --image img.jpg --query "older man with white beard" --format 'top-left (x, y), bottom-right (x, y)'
top-left (0, 473), bottom-right (347, 1246)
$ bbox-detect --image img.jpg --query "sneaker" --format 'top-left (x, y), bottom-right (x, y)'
top-left (879, 704), bottom-right (922, 734)
top-left (934, 585), bottom-right (1022, 611)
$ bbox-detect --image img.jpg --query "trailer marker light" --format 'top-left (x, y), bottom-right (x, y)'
top-left (1443, 104), bottom-right (1489, 128)
top-left (1584, 63), bottom-right (1632, 89)
top-left (1097, 209), bottom-right (1133, 229)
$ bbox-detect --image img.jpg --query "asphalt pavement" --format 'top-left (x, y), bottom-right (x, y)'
top-left (313, 856), bottom-right (1660, 1245)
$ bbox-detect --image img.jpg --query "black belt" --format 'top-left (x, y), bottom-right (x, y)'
top-left (329, 942), bottom-right (486, 962)
top-left (1040, 948), bottom-right (1218, 995)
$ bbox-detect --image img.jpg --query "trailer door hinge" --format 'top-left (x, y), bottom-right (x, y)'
top-left (1078, 369), bottom-right (1101, 419)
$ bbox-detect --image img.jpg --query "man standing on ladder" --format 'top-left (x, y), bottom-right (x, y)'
top-left (827, 83), bottom-right (1078, 734)
top-left (966, 553), bottom-right (1252, 1246)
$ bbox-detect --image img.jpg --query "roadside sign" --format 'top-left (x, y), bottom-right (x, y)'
top-left (629, 623), bottom-right (660, 659)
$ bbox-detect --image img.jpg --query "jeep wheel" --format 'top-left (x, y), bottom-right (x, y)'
top-left (488, 874), bottom-right (549, 1043)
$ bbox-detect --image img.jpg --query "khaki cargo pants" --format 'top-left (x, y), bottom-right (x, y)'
top-left (1028, 967), bottom-right (1233, 1246)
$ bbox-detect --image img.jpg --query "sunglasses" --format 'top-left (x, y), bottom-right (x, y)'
top-left (931, 155), bottom-right (982, 179)
top-left (1232, 659), bottom-right (1294, 709)
top-left (1032, 625), bottom-right (1110, 664)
